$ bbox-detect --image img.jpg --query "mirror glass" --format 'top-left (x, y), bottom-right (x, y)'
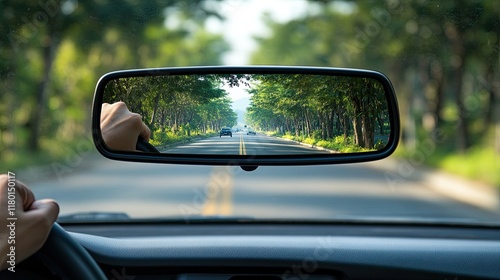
top-left (101, 73), bottom-right (391, 155)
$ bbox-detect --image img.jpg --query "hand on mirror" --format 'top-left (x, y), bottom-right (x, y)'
top-left (101, 102), bottom-right (151, 151)
top-left (0, 174), bottom-right (59, 271)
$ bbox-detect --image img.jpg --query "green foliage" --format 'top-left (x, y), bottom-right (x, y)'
top-left (250, 0), bottom-right (500, 184)
top-left (279, 134), bottom-right (373, 153)
top-left (438, 147), bottom-right (500, 187)
top-left (1, 0), bottom-right (499, 188)
top-left (149, 129), bottom-right (217, 149)
top-left (396, 144), bottom-right (500, 187)
top-left (246, 74), bottom-right (388, 149)
top-left (103, 74), bottom-right (238, 136)
top-left (318, 136), bottom-right (372, 153)
top-left (1, 1), bottom-right (228, 169)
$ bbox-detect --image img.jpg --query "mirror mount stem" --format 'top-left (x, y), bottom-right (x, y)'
top-left (241, 166), bottom-right (258, 172)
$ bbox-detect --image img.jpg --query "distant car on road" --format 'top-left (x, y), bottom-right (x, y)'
top-left (220, 127), bottom-right (232, 137)
top-left (247, 129), bottom-right (256, 135)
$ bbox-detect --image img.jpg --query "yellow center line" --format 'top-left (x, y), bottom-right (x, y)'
top-left (219, 174), bottom-right (233, 215)
top-left (202, 134), bottom-right (243, 216)
top-left (239, 134), bottom-right (247, 155)
top-left (201, 167), bottom-right (233, 216)
top-left (239, 134), bottom-right (243, 155)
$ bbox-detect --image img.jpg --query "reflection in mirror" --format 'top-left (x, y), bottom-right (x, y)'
top-left (102, 74), bottom-right (390, 155)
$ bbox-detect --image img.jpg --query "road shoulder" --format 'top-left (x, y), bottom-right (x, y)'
top-left (363, 158), bottom-right (500, 212)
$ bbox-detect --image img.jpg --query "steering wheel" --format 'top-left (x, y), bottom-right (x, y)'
top-left (26, 138), bottom-right (156, 279)
top-left (15, 139), bottom-right (156, 279)
top-left (136, 136), bottom-right (160, 153)
top-left (36, 223), bottom-right (107, 280)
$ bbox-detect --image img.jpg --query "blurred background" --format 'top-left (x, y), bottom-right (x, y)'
top-left (0, 0), bottom-right (498, 221)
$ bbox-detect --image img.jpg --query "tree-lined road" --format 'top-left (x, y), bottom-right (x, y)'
top-left (164, 132), bottom-right (331, 155)
top-left (25, 143), bottom-right (500, 223)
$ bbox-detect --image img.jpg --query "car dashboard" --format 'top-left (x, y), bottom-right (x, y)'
top-left (13, 222), bottom-right (500, 280)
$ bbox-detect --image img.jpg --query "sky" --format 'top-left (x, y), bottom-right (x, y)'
top-left (205, 0), bottom-right (309, 65)
top-left (204, 0), bottom-right (310, 102)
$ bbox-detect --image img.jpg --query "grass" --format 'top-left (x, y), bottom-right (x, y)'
top-left (274, 127), bottom-right (500, 187)
top-left (395, 144), bottom-right (500, 188)
top-left (393, 124), bottom-right (500, 187)
top-left (0, 135), bottom-right (98, 175)
top-left (0, 150), bottom-right (57, 174)
top-left (439, 147), bottom-right (499, 186)
top-left (270, 131), bottom-right (375, 153)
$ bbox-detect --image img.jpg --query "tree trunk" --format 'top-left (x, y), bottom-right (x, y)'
top-left (317, 112), bottom-right (325, 139)
top-left (492, 36), bottom-right (500, 154)
top-left (377, 116), bottom-right (384, 135)
top-left (160, 109), bottom-right (166, 133)
top-left (353, 116), bottom-right (364, 147)
top-left (1, 61), bottom-right (16, 154)
top-left (482, 58), bottom-right (498, 133)
top-left (362, 115), bottom-right (375, 149)
top-left (327, 111), bottom-right (334, 139)
top-left (149, 92), bottom-right (161, 127)
top-left (430, 61), bottom-right (446, 131)
top-left (334, 112), bottom-right (341, 136)
top-left (304, 110), bottom-right (312, 136)
top-left (452, 31), bottom-right (469, 152)
top-left (484, 50), bottom-right (500, 153)
top-left (401, 67), bottom-right (419, 150)
top-left (29, 36), bottom-right (59, 152)
top-left (341, 115), bottom-right (349, 140)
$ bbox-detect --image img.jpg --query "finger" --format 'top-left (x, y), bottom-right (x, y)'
top-left (15, 180), bottom-right (36, 210)
top-left (112, 101), bottom-right (128, 111)
top-left (139, 122), bottom-right (151, 141)
top-left (130, 112), bottom-right (150, 141)
top-left (100, 103), bottom-right (112, 123)
top-left (0, 174), bottom-right (8, 186)
top-left (15, 199), bottom-right (60, 261)
top-left (101, 102), bottom-right (128, 123)
top-left (101, 102), bottom-right (113, 116)
top-left (0, 175), bottom-right (35, 211)
top-left (28, 199), bottom-right (60, 225)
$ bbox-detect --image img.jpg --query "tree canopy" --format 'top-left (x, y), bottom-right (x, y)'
top-left (246, 74), bottom-right (388, 149)
top-left (251, 0), bottom-right (499, 154)
top-left (103, 75), bottom-right (238, 138)
top-left (0, 0), bottom-right (227, 160)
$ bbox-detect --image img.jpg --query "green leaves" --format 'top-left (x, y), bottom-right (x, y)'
top-left (0, 1), bottom-right (227, 158)
top-left (246, 74), bottom-right (388, 149)
top-left (103, 74), bottom-right (237, 137)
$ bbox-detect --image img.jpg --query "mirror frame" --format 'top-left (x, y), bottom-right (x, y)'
top-left (92, 66), bottom-right (400, 166)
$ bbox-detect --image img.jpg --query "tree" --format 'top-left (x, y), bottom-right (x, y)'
top-left (250, 0), bottom-right (499, 154)
top-left (0, 0), bottom-right (224, 152)
top-left (103, 74), bottom-right (237, 138)
top-left (246, 74), bottom-right (388, 149)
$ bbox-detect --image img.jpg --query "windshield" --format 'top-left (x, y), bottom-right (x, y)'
top-left (1, 0), bottom-right (499, 224)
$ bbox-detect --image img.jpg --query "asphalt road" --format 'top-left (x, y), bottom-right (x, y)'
top-left (164, 132), bottom-right (331, 155)
top-left (22, 135), bottom-right (500, 224)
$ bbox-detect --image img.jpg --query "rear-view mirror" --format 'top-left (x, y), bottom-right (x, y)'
top-left (92, 66), bottom-right (400, 167)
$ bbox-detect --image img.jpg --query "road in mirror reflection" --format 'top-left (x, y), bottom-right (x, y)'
top-left (163, 131), bottom-right (334, 155)
top-left (102, 73), bottom-right (391, 155)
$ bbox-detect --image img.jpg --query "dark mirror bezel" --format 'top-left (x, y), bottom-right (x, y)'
top-left (92, 66), bottom-right (400, 166)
